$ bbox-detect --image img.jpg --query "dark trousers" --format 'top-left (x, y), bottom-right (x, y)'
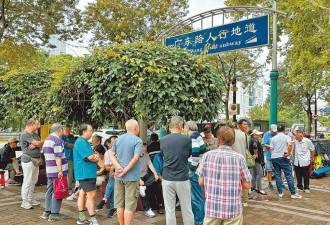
top-left (294, 165), bottom-right (310, 190)
top-left (141, 173), bottom-right (155, 211)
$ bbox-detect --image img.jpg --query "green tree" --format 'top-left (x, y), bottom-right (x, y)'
top-left (0, 0), bottom-right (81, 69)
top-left (207, 50), bottom-right (262, 121)
top-left (50, 42), bottom-right (223, 127)
top-left (81, 0), bottom-right (188, 46)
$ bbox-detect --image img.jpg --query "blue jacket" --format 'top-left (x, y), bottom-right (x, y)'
top-left (152, 152), bottom-right (163, 176)
top-left (61, 134), bottom-right (76, 160)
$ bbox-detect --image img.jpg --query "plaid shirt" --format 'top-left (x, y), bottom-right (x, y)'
top-left (196, 145), bottom-right (251, 219)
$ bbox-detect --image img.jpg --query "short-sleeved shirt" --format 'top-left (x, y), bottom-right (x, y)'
top-left (73, 137), bottom-right (97, 181)
top-left (270, 133), bottom-right (291, 159)
top-left (43, 133), bottom-right (68, 178)
top-left (160, 133), bottom-right (191, 181)
top-left (111, 134), bottom-right (143, 182)
top-left (196, 145), bottom-right (251, 219)
top-left (140, 153), bottom-right (152, 178)
top-left (231, 129), bottom-right (247, 159)
top-left (294, 138), bottom-right (315, 167)
top-left (249, 137), bottom-right (264, 163)
top-left (262, 131), bottom-right (276, 160)
top-left (61, 134), bottom-right (75, 160)
top-left (20, 131), bottom-right (42, 163)
top-left (104, 149), bottom-right (112, 166)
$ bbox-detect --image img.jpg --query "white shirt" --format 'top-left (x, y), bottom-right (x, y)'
top-left (294, 138), bottom-right (314, 167)
top-left (104, 149), bottom-right (112, 166)
top-left (270, 133), bottom-right (291, 159)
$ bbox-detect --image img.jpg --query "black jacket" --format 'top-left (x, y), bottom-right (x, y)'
top-left (0, 144), bottom-right (15, 169)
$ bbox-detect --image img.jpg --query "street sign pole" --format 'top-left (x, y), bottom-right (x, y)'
top-left (269, 1), bottom-right (278, 127)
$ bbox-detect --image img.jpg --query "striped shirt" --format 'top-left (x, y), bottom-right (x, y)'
top-left (43, 133), bottom-right (68, 178)
top-left (196, 145), bottom-right (251, 219)
top-left (188, 131), bottom-right (206, 173)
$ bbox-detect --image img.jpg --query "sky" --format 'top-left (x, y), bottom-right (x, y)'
top-left (65, 0), bottom-right (290, 105)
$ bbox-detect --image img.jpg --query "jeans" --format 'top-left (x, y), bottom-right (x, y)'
top-left (252, 162), bottom-right (263, 190)
top-left (45, 178), bottom-right (63, 213)
top-left (141, 172), bottom-right (155, 211)
top-left (162, 179), bottom-right (194, 225)
top-left (189, 173), bottom-right (205, 225)
top-left (21, 161), bottom-right (39, 201)
top-left (104, 178), bottom-right (115, 209)
top-left (271, 158), bottom-right (296, 195)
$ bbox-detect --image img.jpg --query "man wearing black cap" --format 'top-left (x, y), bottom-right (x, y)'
top-left (0, 137), bottom-right (22, 185)
top-left (202, 124), bottom-right (218, 151)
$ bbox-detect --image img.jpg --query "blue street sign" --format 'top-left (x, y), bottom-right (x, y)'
top-left (166, 16), bottom-right (269, 55)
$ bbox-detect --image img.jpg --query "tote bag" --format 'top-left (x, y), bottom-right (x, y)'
top-left (54, 176), bottom-right (69, 199)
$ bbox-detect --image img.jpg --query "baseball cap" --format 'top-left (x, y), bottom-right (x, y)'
top-left (270, 124), bottom-right (277, 132)
top-left (204, 124), bottom-right (212, 132)
top-left (251, 129), bottom-right (263, 136)
top-left (8, 137), bottom-right (19, 143)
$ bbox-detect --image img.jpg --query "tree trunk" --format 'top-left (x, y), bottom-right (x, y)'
top-left (138, 118), bottom-right (148, 143)
top-left (224, 85), bottom-right (230, 121)
top-left (305, 94), bottom-right (313, 134)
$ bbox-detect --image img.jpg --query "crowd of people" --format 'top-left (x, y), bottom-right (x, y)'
top-left (0, 116), bottom-right (316, 225)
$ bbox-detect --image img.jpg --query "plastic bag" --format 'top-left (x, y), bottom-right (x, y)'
top-left (54, 176), bottom-right (69, 199)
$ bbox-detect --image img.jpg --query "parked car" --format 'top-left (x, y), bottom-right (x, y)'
top-left (91, 129), bottom-right (121, 145)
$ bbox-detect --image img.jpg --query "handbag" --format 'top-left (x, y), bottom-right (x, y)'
top-left (246, 149), bottom-right (255, 169)
top-left (54, 176), bottom-right (69, 199)
top-left (245, 133), bottom-right (255, 168)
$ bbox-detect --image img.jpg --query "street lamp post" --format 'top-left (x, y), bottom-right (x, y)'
top-left (269, 1), bottom-right (278, 126)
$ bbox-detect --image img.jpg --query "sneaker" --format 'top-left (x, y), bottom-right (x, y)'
top-left (39, 212), bottom-right (50, 219)
top-left (67, 193), bottom-right (77, 201)
top-left (279, 192), bottom-right (284, 197)
top-left (268, 183), bottom-right (274, 191)
top-left (140, 186), bottom-right (146, 197)
top-left (21, 201), bottom-right (33, 209)
top-left (8, 181), bottom-right (21, 186)
top-left (89, 217), bottom-right (99, 225)
top-left (304, 189), bottom-right (310, 194)
top-left (291, 193), bottom-right (303, 199)
top-left (259, 190), bottom-right (267, 195)
top-left (282, 185), bottom-right (288, 190)
top-left (29, 199), bottom-right (40, 206)
top-left (96, 200), bottom-right (106, 210)
top-left (48, 214), bottom-right (67, 222)
top-left (248, 193), bottom-right (253, 199)
top-left (144, 208), bottom-right (155, 218)
top-left (296, 188), bottom-right (303, 192)
top-left (107, 209), bottom-right (117, 218)
top-left (77, 219), bottom-right (90, 224)
top-left (243, 201), bottom-right (248, 207)
top-left (157, 208), bottom-right (165, 214)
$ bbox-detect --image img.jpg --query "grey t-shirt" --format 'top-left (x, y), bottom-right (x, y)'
top-left (140, 153), bottom-right (152, 178)
top-left (20, 131), bottom-right (42, 162)
top-left (231, 129), bottom-right (247, 159)
top-left (160, 133), bottom-right (192, 181)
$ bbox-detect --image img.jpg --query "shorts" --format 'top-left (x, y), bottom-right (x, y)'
top-left (114, 180), bottom-right (139, 212)
top-left (265, 159), bottom-right (274, 172)
top-left (79, 178), bottom-right (96, 192)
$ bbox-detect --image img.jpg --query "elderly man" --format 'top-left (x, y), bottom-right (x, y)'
top-left (110, 119), bottom-right (143, 225)
top-left (161, 116), bottom-right (194, 225)
top-left (20, 117), bottom-right (44, 209)
top-left (270, 124), bottom-right (302, 199)
top-left (184, 120), bottom-right (206, 225)
top-left (262, 124), bottom-right (277, 191)
top-left (231, 118), bottom-right (250, 206)
top-left (74, 123), bottom-right (100, 225)
top-left (40, 123), bottom-right (68, 222)
top-left (202, 124), bottom-right (218, 151)
top-left (294, 130), bottom-right (315, 193)
top-left (0, 138), bottom-right (21, 185)
top-left (196, 126), bottom-right (251, 224)
top-left (61, 125), bottom-right (76, 191)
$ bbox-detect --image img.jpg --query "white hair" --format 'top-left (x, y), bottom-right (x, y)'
top-left (50, 123), bottom-right (63, 133)
top-left (125, 119), bottom-right (139, 130)
top-left (184, 120), bottom-right (198, 131)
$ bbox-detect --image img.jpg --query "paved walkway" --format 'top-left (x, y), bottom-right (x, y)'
top-left (1, 174), bottom-right (330, 225)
